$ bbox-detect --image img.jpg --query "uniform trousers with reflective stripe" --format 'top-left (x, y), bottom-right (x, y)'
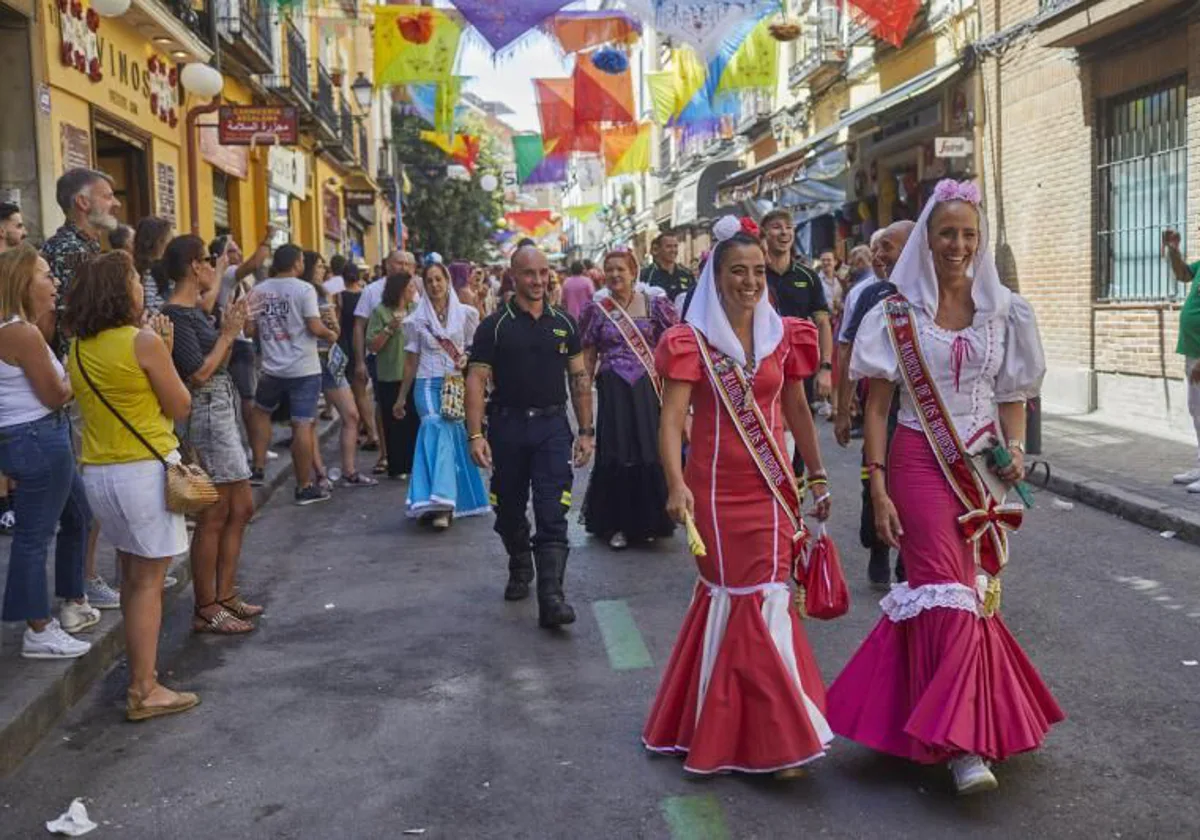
top-left (488, 410), bottom-right (574, 552)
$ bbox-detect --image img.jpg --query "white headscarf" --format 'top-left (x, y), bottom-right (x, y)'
top-left (405, 267), bottom-right (469, 345)
top-left (889, 179), bottom-right (1012, 325)
top-left (684, 215), bottom-right (784, 367)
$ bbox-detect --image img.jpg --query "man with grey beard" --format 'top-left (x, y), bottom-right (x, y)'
top-left (41, 168), bottom-right (122, 301)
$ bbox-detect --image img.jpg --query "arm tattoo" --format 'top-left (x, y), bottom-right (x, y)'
top-left (569, 370), bottom-right (590, 398)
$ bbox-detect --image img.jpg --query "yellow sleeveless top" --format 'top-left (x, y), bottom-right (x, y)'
top-left (67, 326), bottom-right (179, 465)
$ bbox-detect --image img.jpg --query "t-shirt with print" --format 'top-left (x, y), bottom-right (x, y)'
top-left (161, 304), bottom-right (221, 382)
top-left (1177, 261), bottom-right (1200, 358)
top-left (250, 277), bottom-right (321, 378)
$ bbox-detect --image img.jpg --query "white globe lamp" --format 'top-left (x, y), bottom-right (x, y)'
top-left (479, 173), bottom-right (499, 192)
top-left (180, 62), bottom-right (224, 99)
top-left (90, 0), bottom-right (131, 16)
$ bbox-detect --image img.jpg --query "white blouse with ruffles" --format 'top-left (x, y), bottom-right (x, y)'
top-left (849, 294), bottom-right (1045, 445)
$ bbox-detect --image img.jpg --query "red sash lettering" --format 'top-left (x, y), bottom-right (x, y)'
top-left (882, 296), bottom-right (1021, 578)
top-left (691, 326), bottom-right (808, 559)
top-left (599, 295), bottom-right (662, 402)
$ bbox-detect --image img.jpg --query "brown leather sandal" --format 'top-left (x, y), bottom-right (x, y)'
top-left (193, 603), bottom-right (254, 635)
top-left (218, 595), bottom-right (264, 620)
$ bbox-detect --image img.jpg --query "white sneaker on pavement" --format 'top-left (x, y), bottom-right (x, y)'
top-left (948, 755), bottom-right (998, 795)
top-left (60, 600), bottom-right (101, 634)
top-left (1174, 468), bottom-right (1200, 485)
top-left (609, 532), bottom-right (628, 550)
top-left (22, 619), bottom-right (91, 660)
top-left (1186, 479), bottom-right (1200, 494)
top-left (85, 575), bottom-right (121, 610)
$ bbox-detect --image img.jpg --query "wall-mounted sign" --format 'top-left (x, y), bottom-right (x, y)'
top-left (218, 106), bottom-right (299, 146)
top-left (322, 188), bottom-right (342, 242)
top-left (60, 123), bottom-right (92, 172)
top-left (156, 161), bottom-right (176, 224)
top-left (343, 189), bottom-right (375, 207)
top-left (268, 146), bottom-right (306, 199)
top-left (934, 136), bottom-right (973, 158)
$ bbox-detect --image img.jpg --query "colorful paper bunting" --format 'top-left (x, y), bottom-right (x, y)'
top-left (715, 18), bottom-right (777, 93)
top-left (512, 134), bottom-right (567, 185)
top-left (563, 204), bottom-right (603, 222)
top-left (447, 0), bottom-right (573, 52)
top-left (419, 131), bottom-right (481, 172)
top-left (505, 210), bottom-right (558, 236)
top-left (631, 0), bottom-right (776, 61)
top-left (573, 54), bottom-right (635, 123)
top-left (547, 11), bottom-right (641, 54)
top-left (534, 78), bottom-right (602, 154)
top-left (601, 123), bottom-right (653, 177)
top-left (375, 7), bottom-right (462, 85)
top-left (847, 0), bottom-right (922, 47)
top-left (407, 79), bottom-right (468, 135)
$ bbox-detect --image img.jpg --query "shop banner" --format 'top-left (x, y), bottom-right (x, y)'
top-left (218, 106), bottom-right (299, 146)
top-left (343, 188), bottom-right (376, 207)
top-left (268, 146), bottom-right (307, 199)
top-left (198, 113), bottom-right (249, 180)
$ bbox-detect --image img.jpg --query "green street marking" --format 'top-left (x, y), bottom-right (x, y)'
top-left (592, 599), bottom-right (653, 671)
top-left (662, 795), bottom-right (730, 840)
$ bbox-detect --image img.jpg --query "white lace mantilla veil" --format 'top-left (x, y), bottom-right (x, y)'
top-left (683, 215), bottom-right (784, 367)
top-left (889, 180), bottom-right (1012, 325)
top-left (405, 267), bottom-right (469, 345)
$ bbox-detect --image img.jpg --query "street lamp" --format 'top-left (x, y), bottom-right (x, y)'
top-left (350, 73), bottom-right (373, 112)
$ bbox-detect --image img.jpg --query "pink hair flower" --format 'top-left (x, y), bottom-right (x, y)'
top-left (932, 179), bottom-right (981, 205)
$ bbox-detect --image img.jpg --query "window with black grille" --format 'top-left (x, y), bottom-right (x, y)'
top-left (1096, 76), bottom-right (1188, 302)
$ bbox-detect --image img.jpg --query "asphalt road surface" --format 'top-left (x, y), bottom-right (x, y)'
top-left (3, 426), bottom-right (1199, 839)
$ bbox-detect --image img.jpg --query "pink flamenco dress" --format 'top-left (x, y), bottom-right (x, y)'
top-left (827, 297), bottom-right (1065, 765)
top-left (642, 318), bottom-right (834, 774)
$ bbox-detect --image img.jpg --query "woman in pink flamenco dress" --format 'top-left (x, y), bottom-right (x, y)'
top-left (643, 218), bottom-right (835, 776)
top-left (827, 180), bottom-right (1065, 795)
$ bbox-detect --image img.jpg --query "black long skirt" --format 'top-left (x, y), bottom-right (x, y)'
top-left (581, 371), bottom-right (675, 542)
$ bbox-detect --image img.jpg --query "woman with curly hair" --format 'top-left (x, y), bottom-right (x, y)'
top-left (65, 250), bottom-right (199, 721)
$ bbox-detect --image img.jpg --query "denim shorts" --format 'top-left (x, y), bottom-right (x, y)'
top-left (181, 372), bottom-right (252, 484)
top-left (321, 354), bottom-right (348, 392)
top-left (254, 373), bottom-right (322, 423)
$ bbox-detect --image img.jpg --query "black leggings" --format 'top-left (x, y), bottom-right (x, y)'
top-left (375, 380), bottom-right (418, 477)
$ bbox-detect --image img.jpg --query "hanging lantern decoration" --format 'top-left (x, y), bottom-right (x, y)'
top-left (768, 19), bottom-right (802, 42)
top-left (180, 62), bottom-right (223, 98)
top-left (591, 47), bottom-right (629, 75)
top-left (89, 0), bottom-right (130, 16)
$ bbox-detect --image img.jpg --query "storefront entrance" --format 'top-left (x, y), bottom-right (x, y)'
top-left (94, 122), bottom-right (149, 225)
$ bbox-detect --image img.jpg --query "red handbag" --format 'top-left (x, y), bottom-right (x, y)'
top-left (802, 524), bottom-right (850, 620)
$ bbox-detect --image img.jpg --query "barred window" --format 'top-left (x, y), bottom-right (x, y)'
top-left (1096, 77), bottom-right (1188, 302)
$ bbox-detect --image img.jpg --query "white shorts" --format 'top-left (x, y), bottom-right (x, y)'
top-left (82, 458), bottom-right (188, 559)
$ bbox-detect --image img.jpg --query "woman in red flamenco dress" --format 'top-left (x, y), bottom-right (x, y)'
top-left (642, 218), bottom-right (834, 776)
top-left (828, 179), bottom-right (1064, 795)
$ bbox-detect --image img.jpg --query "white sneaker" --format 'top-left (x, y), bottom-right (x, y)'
top-left (22, 619), bottom-right (91, 660)
top-left (1174, 468), bottom-right (1200, 484)
top-left (1187, 479), bottom-right (1200, 494)
top-left (266, 450), bottom-right (280, 461)
top-left (431, 513), bottom-right (451, 530)
top-left (948, 755), bottom-right (998, 795)
top-left (609, 532), bottom-right (628, 550)
top-left (59, 600), bottom-right (101, 634)
top-left (85, 575), bottom-right (121, 610)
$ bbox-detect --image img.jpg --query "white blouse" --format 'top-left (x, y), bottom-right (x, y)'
top-left (403, 308), bottom-right (480, 380)
top-left (849, 295), bottom-right (1045, 444)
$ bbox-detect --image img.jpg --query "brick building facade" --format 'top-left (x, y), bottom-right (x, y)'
top-left (977, 0), bottom-right (1200, 434)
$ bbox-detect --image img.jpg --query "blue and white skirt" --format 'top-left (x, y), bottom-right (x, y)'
top-left (407, 377), bottom-right (490, 519)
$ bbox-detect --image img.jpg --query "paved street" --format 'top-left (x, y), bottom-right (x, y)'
top-left (3, 426), bottom-right (1200, 839)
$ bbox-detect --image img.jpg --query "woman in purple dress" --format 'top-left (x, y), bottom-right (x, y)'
top-left (579, 249), bottom-right (678, 550)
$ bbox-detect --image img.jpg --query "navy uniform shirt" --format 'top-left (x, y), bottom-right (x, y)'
top-left (767, 260), bottom-right (829, 322)
top-left (470, 300), bottom-right (581, 409)
top-left (843, 281), bottom-right (898, 346)
top-left (639, 263), bottom-right (695, 302)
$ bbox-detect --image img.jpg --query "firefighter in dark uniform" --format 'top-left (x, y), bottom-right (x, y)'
top-left (466, 246), bottom-right (595, 629)
top-left (639, 231), bottom-right (695, 302)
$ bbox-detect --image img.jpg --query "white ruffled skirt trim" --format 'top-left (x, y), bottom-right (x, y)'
top-left (878, 582), bottom-right (979, 623)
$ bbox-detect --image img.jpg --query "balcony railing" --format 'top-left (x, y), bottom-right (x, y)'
top-left (264, 18), bottom-right (310, 107)
top-left (315, 63), bottom-right (338, 136)
top-left (337, 100), bottom-right (356, 162)
top-left (217, 0), bottom-right (273, 73)
top-left (359, 124), bottom-right (369, 169)
top-left (788, 31), bottom-right (846, 89)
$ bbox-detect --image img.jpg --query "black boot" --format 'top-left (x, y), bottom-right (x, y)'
top-left (894, 552), bottom-right (906, 584)
top-left (504, 553), bottom-right (534, 601)
top-left (534, 544), bottom-right (576, 628)
top-left (868, 545), bottom-right (891, 591)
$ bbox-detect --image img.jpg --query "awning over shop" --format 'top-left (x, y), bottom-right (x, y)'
top-left (671, 159), bottom-right (742, 227)
top-left (718, 58), bottom-right (965, 203)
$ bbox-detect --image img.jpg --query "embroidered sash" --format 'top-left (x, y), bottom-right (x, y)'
top-left (598, 295), bottom-right (662, 402)
top-left (691, 325), bottom-right (807, 555)
top-left (882, 295), bottom-right (1023, 581)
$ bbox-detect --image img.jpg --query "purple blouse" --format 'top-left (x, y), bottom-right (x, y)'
top-left (579, 293), bottom-right (679, 385)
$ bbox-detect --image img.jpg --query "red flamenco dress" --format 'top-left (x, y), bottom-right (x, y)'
top-left (642, 318), bottom-right (833, 774)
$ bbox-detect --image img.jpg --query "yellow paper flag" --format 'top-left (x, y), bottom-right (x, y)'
top-left (375, 7), bottom-right (462, 85)
top-left (717, 20), bottom-right (778, 94)
top-left (645, 72), bottom-right (677, 125)
top-left (602, 123), bottom-right (653, 177)
top-left (563, 203), bottom-right (602, 222)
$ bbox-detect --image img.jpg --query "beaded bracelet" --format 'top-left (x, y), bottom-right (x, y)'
top-left (865, 461), bottom-right (886, 475)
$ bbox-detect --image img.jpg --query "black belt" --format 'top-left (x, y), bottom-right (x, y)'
top-left (489, 404), bottom-right (565, 419)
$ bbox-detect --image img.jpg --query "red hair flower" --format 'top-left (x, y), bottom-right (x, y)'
top-left (739, 217), bottom-right (760, 238)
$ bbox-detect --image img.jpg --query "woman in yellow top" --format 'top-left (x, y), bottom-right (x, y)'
top-left (65, 250), bottom-right (198, 722)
